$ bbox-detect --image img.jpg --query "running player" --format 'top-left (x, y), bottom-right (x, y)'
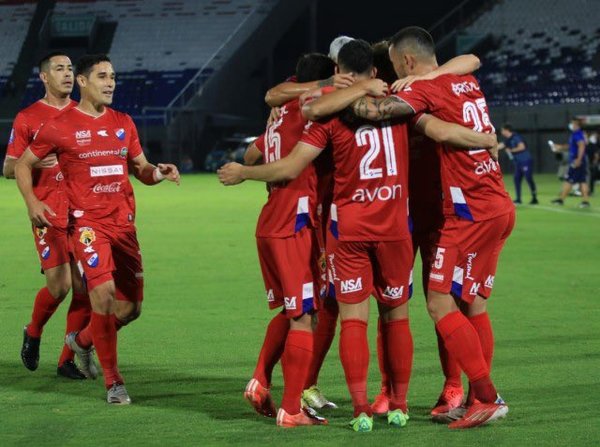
top-left (218, 39), bottom-right (498, 432)
top-left (241, 52), bottom-right (333, 428)
top-left (15, 54), bottom-right (180, 405)
top-left (305, 27), bottom-right (513, 429)
top-left (3, 52), bottom-right (91, 380)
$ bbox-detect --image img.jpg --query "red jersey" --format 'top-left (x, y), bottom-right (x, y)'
top-left (395, 74), bottom-right (512, 221)
top-left (6, 99), bottom-right (77, 229)
top-left (301, 115), bottom-right (410, 242)
top-left (254, 99), bottom-right (317, 238)
top-left (29, 107), bottom-right (143, 229)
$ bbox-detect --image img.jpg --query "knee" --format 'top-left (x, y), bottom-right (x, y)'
top-left (47, 281), bottom-right (71, 301)
top-left (90, 282), bottom-right (116, 312)
top-left (115, 303), bottom-right (142, 325)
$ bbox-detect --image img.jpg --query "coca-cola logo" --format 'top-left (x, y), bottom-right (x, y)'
top-left (92, 182), bottom-right (122, 193)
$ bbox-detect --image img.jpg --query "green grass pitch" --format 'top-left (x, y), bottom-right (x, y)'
top-left (0, 173), bottom-right (599, 446)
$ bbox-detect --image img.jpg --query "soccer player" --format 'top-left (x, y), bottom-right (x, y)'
top-left (3, 52), bottom-right (92, 380)
top-left (499, 124), bottom-right (538, 204)
top-left (305, 27), bottom-right (514, 429)
top-left (219, 39), bottom-right (497, 432)
top-left (241, 52), bottom-right (335, 427)
top-left (15, 54), bottom-right (180, 405)
top-left (550, 118), bottom-right (591, 208)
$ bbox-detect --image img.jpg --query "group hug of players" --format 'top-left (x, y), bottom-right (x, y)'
top-left (218, 26), bottom-right (515, 431)
top-left (3, 53), bottom-right (180, 404)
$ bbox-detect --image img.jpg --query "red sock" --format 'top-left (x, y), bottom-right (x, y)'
top-left (339, 319), bottom-right (371, 417)
top-left (383, 319), bottom-right (413, 412)
top-left (89, 312), bottom-right (122, 388)
top-left (436, 328), bottom-right (462, 388)
top-left (469, 312), bottom-right (494, 369)
top-left (435, 311), bottom-right (496, 403)
top-left (27, 287), bottom-right (62, 338)
top-left (76, 323), bottom-right (93, 349)
top-left (58, 292), bottom-right (91, 366)
top-left (304, 299), bottom-right (338, 388)
top-left (376, 317), bottom-right (391, 396)
top-left (252, 312), bottom-right (289, 387)
top-left (281, 329), bottom-right (313, 415)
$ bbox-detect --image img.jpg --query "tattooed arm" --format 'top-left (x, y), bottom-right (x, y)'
top-left (351, 95), bottom-right (415, 121)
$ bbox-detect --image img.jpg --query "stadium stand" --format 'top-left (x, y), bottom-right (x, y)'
top-left (463, 0), bottom-right (600, 106)
top-left (18, 0), bottom-right (275, 118)
top-left (0, 1), bottom-right (36, 95)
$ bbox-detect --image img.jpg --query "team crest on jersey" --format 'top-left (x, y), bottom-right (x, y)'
top-left (115, 128), bottom-right (126, 140)
top-left (41, 246), bottom-right (50, 260)
top-left (79, 227), bottom-right (96, 247)
top-left (35, 227), bottom-right (48, 240)
top-left (8, 128), bottom-right (15, 144)
top-left (120, 147), bottom-right (128, 159)
top-left (87, 253), bottom-right (99, 268)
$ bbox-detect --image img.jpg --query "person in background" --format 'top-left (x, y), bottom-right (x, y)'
top-left (586, 131), bottom-right (599, 195)
top-left (498, 124), bottom-right (538, 204)
top-left (549, 118), bottom-right (590, 208)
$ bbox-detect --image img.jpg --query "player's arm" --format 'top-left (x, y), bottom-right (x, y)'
top-left (3, 157), bottom-right (17, 179)
top-left (15, 149), bottom-right (56, 227)
top-left (265, 74), bottom-right (354, 107)
top-left (218, 142), bottom-right (321, 185)
top-left (391, 54), bottom-right (481, 91)
top-left (549, 141), bottom-right (568, 152)
top-left (244, 142), bottom-right (262, 166)
top-left (415, 114), bottom-right (498, 158)
top-left (129, 152), bottom-right (180, 185)
top-left (350, 94), bottom-right (415, 121)
top-left (302, 79), bottom-right (389, 121)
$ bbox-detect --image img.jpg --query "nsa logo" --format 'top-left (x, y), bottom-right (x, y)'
top-left (484, 275), bottom-right (495, 289)
top-left (469, 282), bottom-right (481, 296)
top-left (266, 289), bottom-right (275, 302)
top-left (383, 286), bottom-right (404, 299)
top-left (284, 296), bottom-right (297, 310)
top-left (115, 128), bottom-right (126, 140)
top-left (340, 277), bottom-right (362, 294)
top-left (75, 130), bottom-right (91, 139)
top-left (87, 253), bottom-right (99, 268)
top-left (41, 246), bottom-right (50, 260)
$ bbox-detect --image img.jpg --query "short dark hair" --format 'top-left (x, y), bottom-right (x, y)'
top-left (76, 54), bottom-right (111, 77)
top-left (337, 39), bottom-right (373, 75)
top-left (389, 26), bottom-right (435, 59)
top-left (38, 51), bottom-right (70, 72)
top-left (295, 53), bottom-right (335, 83)
top-left (502, 123), bottom-right (513, 132)
top-left (372, 40), bottom-right (396, 84)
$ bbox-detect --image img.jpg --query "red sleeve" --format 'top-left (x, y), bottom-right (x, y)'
top-left (393, 82), bottom-right (433, 114)
top-left (254, 132), bottom-right (266, 152)
top-left (29, 122), bottom-right (57, 160)
top-left (126, 115), bottom-right (143, 159)
top-left (5, 112), bottom-right (31, 159)
top-left (299, 119), bottom-right (331, 150)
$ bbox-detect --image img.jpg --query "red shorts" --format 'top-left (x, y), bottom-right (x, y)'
top-left (31, 225), bottom-right (70, 271)
top-left (256, 227), bottom-right (320, 319)
top-left (71, 224), bottom-right (144, 302)
top-left (327, 237), bottom-right (414, 307)
top-left (427, 210), bottom-right (515, 303)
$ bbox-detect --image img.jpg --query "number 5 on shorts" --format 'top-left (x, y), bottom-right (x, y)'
top-left (434, 247), bottom-right (446, 269)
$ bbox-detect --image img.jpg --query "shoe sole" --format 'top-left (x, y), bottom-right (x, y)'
top-left (449, 405), bottom-right (508, 429)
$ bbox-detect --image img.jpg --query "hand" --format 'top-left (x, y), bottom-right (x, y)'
top-left (33, 154), bottom-right (58, 169)
top-left (300, 88), bottom-right (322, 106)
top-left (330, 73), bottom-right (354, 89)
top-left (217, 162), bottom-right (245, 185)
top-left (391, 75), bottom-right (424, 92)
top-left (359, 78), bottom-right (388, 97)
top-left (157, 163), bottom-right (180, 185)
top-left (27, 199), bottom-right (55, 228)
top-left (267, 107), bottom-right (281, 125)
top-left (548, 140), bottom-right (557, 152)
